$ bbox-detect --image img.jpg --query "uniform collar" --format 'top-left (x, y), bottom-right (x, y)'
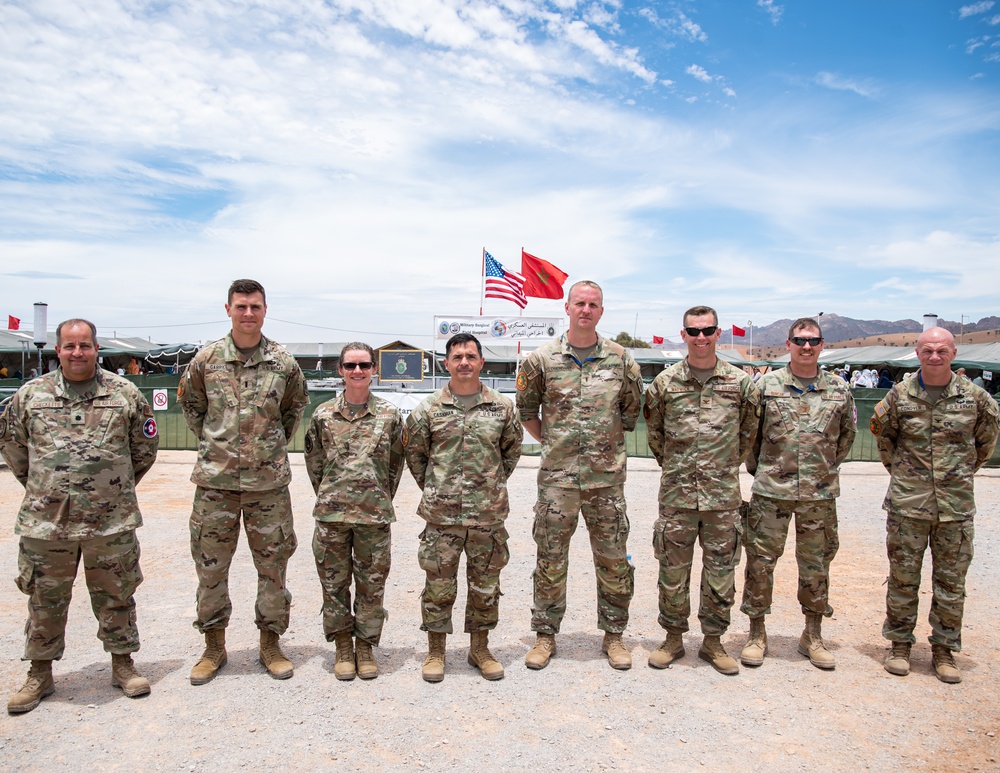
top-left (221, 331), bottom-right (275, 366)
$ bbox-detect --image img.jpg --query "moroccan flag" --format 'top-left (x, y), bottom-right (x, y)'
top-left (732, 325), bottom-right (746, 337)
top-left (521, 250), bottom-right (568, 299)
top-left (652, 335), bottom-right (664, 345)
top-left (8, 315), bottom-right (20, 330)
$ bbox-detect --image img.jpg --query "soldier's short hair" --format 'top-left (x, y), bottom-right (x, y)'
top-left (228, 279), bottom-right (267, 305)
top-left (340, 342), bottom-right (375, 363)
top-left (682, 305), bottom-right (718, 326)
top-left (55, 318), bottom-right (98, 346)
top-left (788, 317), bottom-right (823, 340)
top-left (446, 333), bottom-right (482, 357)
top-left (568, 280), bottom-right (603, 304)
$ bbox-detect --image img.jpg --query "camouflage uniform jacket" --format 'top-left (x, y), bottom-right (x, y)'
top-left (179, 332), bottom-right (308, 492)
top-left (747, 367), bottom-right (856, 501)
top-left (404, 384), bottom-right (523, 527)
top-left (304, 393), bottom-right (405, 525)
top-left (516, 334), bottom-right (642, 489)
top-left (644, 358), bottom-right (761, 511)
top-left (0, 369), bottom-right (158, 540)
top-left (871, 371), bottom-right (999, 521)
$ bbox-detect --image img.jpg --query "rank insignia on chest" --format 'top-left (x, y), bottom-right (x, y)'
top-left (71, 412), bottom-right (86, 426)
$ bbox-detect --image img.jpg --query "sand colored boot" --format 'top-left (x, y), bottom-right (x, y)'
top-left (259, 630), bottom-right (294, 680)
top-left (932, 644), bottom-right (962, 684)
top-left (355, 639), bottom-right (379, 680)
top-left (648, 632), bottom-right (685, 669)
top-left (524, 633), bottom-right (556, 670)
top-left (333, 630), bottom-right (356, 681)
top-left (112, 654), bottom-right (151, 698)
top-left (699, 635), bottom-right (740, 675)
top-left (741, 617), bottom-right (768, 667)
top-left (7, 661), bottom-right (54, 715)
top-left (422, 632), bottom-right (446, 683)
top-left (602, 632), bottom-right (633, 671)
top-left (797, 613), bottom-right (836, 670)
top-left (190, 629), bottom-right (228, 685)
top-left (883, 642), bottom-right (911, 676)
top-left (468, 630), bottom-right (504, 681)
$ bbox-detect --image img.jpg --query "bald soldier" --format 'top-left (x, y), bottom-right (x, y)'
top-left (517, 280), bottom-right (643, 671)
top-left (871, 327), bottom-right (998, 683)
top-left (2, 319), bottom-right (158, 714)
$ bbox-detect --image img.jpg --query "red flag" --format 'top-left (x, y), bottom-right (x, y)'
top-left (732, 325), bottom-right (746, 337)
top-left (521, 250), bottom-right (568, 299)
top-left (8, 315), bottom-right (20, 331)
top-left (652, 335), bottom-right (664, 345)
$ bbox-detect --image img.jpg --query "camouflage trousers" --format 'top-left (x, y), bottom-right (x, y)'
top-left (16, 530), bottom-right (143, 660)
top-left (884, 514), bottom-right (974, 651)
top-left (190, 486), bottom-right (297, 635)
top-left (741, 495), bottom-right (839, 619)
top-left (417, 523), bottom-right (510, 634)
top-left (313, 521), bottom-right (392, 645)
top-left (531, 484), bottom-right (634, 635)
top-left (653, 507), bottom-right (742, 636)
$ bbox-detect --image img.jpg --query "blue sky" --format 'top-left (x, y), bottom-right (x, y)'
top-left (1, 1), bottom-right (998, 348)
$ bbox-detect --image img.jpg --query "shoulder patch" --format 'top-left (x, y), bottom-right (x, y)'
top-left (143, 417), bottom-right (158, 439)
top-left (0, 416), bottom-right (8, 441)
top-left (516, 372), bottom-right (528, 391)
top-left (304, 433), bottom-right (314, 454)
top-left (177, 379), bottom-right (186, 400)
top-left (642, 402), bottom-right (650, 421)
top-left (869, 416), bottom-right (881, 436)
top-left (873, 400), bottom-right (888, 419)
top-left (401, 426), bottom-right (409, 447)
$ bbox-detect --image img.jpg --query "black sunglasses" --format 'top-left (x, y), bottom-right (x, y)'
top-left (342, 362), bottom-right (374, 371)
top-left (790, 337), bottom-right (823, 347)
top-left (684, 326), bottom-right (718, 337)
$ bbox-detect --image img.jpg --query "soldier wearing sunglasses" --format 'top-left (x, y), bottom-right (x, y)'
top-left (643, 305), bottom-right (760, 675)
top-left (740, 318), bottom-right (856, 671)
top-left (304, 343), bottom-right (404, 681)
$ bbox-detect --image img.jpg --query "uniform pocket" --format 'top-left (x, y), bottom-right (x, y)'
top-left (15, 549), bottom-right (37, 595)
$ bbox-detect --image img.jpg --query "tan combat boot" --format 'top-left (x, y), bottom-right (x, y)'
top-left (7, 660), bottom-right (54, 715)
top-left (699, 635), bottom-right (740, 675)
top-left (741, 617), bottom-right (768, 667)
top-left (524, 633), bottom-right (556, 670)
top-left (932, 644), bottom-right (962, 684)
top-left (467, 630), bottom-right (504, 681)
top-left (602, 632), bottom-right (632, 671)
top-left (797, 613), bottom-right (836, 670)
top-left (111, 654), bottom-right (151, 698)
top-left (355, 639), bottom-right (379, 680)
top-left (259, 630), bottom-right (294, 680)
top-left (648, 632), bottom-right (685, 669)
top-left (883, 642), bottom-right (911, 676)
top-left (422, 632), bottom-right (446, 683)
top-left (333, 631), bottom-right (356, 681)
top-left (190, 629), bottom-right (227, 685)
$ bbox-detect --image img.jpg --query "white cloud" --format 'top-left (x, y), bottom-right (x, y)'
top-left (686, 64), bottom-right (713, 83)
top-left (959, 1), bottom-right (995, 19)
top-left (814, 71), bottom-right (879, 98)
top-left (638, 7), bottom-right (707, 43)
top-left (757, 0), bottom-right (783, 25)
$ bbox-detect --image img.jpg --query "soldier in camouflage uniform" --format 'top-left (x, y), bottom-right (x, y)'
top-left (871, 326), bottom-right (999, 683)
top-left (405, 334), bottom-right (522, 682)
top-left (1, 319), bottom-right (158, 714)
top-left (517, 281), bottom-right (643, 671)
top-left (740, 318), bottom-right (856, 670)
top-left (304, 342), bottom-right (404, 681)
top-left (643, 306), bottom-right (760, 675)
top-left (179, 279), bottom-right (309, 684)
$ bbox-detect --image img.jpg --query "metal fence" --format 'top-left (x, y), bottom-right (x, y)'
top-left (136, 384), bottom-right (999, 467)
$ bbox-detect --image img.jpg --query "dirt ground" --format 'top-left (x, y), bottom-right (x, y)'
top-left (0, 453), bottom-right (998, 772)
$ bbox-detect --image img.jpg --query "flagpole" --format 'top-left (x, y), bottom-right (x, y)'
top-left (480, 247), bottom-right (486, 316)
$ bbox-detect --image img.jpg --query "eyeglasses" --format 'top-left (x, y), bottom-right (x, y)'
top-left (790, 337), bottom-right (823, 347)
top-left (684, 326), bottom-right (718, 337)
top-left (341, 362), bottom-right (373, 371)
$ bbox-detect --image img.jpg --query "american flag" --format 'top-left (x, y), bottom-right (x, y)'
top-left (484, 251), bottom-right (527, 308)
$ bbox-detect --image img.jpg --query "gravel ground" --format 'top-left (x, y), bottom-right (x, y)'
top-left (1, 453), bottom-right (998, 772)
